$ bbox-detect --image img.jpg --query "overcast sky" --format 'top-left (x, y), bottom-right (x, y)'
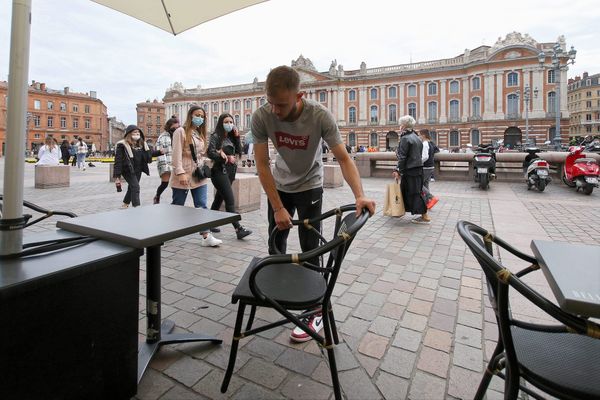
top-left (1, 0), bottom-right (599, 123)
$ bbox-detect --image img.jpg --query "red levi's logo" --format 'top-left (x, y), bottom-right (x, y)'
top-left (275, 131), bottom-right (309, 150)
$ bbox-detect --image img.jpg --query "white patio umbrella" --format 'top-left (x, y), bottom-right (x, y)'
top-left (1, 0), bottom-right (267, 256)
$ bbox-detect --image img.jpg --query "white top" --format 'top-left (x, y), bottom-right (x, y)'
top-left (36, 145), bottom-right (60, 166)
top-left (421, 141), bottom-right (430, 163)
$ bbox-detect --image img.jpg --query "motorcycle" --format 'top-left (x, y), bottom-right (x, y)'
top-left (473, 144), bottom-right (496, 190)
top-left (562, 143), bottom-right (599, 195)
top-left (523, 148), bottom-right (551, 192)
top-left (583, 135), bottom-right (600, 154)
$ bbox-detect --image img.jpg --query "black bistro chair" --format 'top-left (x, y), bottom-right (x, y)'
top-left (221, 205), bottom-right (370, 400)
top-left (457, 221), bottom-right (600, 400)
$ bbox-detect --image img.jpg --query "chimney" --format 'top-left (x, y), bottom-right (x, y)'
top-left (31, 80), bottom-right (35, 86)
top-left (90, 90), bottom-right (97, 99)
top-left (64, 87), bottom-right (69, 94)
top-left (35, 82), bottom-right (41, 90)
top-left (40, 83), bottom-right (46, 91)
top-left (583, 72), bottom-right (589, 79)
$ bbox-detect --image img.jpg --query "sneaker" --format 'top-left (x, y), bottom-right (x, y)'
top-left (411, 216), bottom-right (431, 225)
top-left (236, 226), bottom-right (252, 240)
top-left (430, 177), bottom-right (435, 182)
top-left (153, 195), bottom-right (160, 204)
top-left (200, 233), bottom-right (222, 247)
top-left (210, 227), bottom-right (221, 233)
top-left (120, 203), bottom-right (129, 209)
top-left (290, 312), bottom-right (323, 343)
top-left (426, 196), bottom-right (439, 209)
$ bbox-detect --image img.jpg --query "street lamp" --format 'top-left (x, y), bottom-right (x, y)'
top-left (538, 43), bottom-right (577, 150)
top-left (516, 84), bottom-right (538, 147)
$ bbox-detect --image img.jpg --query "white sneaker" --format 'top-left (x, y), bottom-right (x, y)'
top-left (290, 311), bottom-right (323, 342)
top-left (201, 233), bottom-right (222, 247)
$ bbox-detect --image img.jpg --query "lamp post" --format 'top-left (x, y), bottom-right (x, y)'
top-left (538, 43), bottom-right (577, 150)
top-left (517, 85), bottom-right (538, 147)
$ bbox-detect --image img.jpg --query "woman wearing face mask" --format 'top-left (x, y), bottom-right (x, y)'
top-left (113, 125), bottom-right (152, 208)
top-left (171, 105), bottom-right (222, 247)
top-left (152, 116), bottom-right (180, 204)
top-left (207, 113), bottom-right (252, 239)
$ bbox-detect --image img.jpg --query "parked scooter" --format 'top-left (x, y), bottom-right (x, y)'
top-left (562, 142), bottom-right (599, 195)
top-left (523, 148), bottom-right (551, 191)
top-left (473, 144), bottom-right (496, 190)
top-left (583, 135), bottom-right (600, 154)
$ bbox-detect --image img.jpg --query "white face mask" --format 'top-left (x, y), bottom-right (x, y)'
top-left (223, 123), bottom-right (234, 133)
top-left (131, 134), bottom-right (141, 141)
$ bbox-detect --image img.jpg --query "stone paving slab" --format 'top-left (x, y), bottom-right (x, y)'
top-left (2, 160), bottom-right (599, 399)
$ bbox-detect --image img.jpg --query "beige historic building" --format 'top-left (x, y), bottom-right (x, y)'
top-left (0, 80), bottom-right (108, 156)
top-left (163, 32), bottom-right (574, 151)
top-left (136, 99), bottom-right (165, 146)
top-left (568, 72), bottom-right (600, 138)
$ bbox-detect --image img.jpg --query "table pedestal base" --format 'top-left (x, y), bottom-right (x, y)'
top-left (138, 319), bottom-right (222, 382)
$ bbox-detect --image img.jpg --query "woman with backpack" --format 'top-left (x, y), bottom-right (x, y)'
top-left (113, 125), bottom-right (152, 208)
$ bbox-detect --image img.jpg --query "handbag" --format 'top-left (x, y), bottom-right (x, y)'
top-left (189, 141), bottom-right (211, 180)
top-left (383, 181), bottom-right (405, 217)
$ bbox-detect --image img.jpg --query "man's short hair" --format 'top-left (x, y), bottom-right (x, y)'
top-left (399, 115), bottom-right (416, 129)
top-left (266, 66), bottom-right (300, 96)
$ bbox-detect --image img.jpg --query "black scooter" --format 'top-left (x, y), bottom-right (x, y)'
top-left (473, 144), bottom-right (496, 190)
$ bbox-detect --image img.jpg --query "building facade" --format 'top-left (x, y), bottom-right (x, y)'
top-left (163, 32), bottom-right (574, 151)
top-left (136, 99), bottom-right (165, 146)
top-left (108, 116), bottom-right (126, 150)
top-left (568, 72), bottom-right (600, 138)
top-left (0, 80), bottom-right (108, 156)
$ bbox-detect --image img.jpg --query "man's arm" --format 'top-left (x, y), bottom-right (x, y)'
top-left (254, 143), bottom-right (293, 230)
top-left (330, 143), bottom-right (376, 216)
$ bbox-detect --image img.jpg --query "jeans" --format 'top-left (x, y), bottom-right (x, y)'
top-left (267, 187), bottom-right (323, 266)
top-left (123, 171), bottom-right (142, 207)
top-left (210, 164), bottom-right (241, 230)
top-left (172, 185), bottom-right (208, 234)
top-left (76, 153), bottom-right (86, 169)
top-left (422, 167), bottom-right (434, 201)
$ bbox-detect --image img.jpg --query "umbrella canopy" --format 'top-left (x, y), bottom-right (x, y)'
top-left (91, 0), bottom-right (267, 35)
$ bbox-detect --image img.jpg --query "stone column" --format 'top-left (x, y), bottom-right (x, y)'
top-left (462, 77), bottom-right (469, 122)
top-left (380, 85), bottom-right (386, 125)
top-left (331, 89), bottom-right (337, 120)
top-left (531, 68), bottom-right (545, 118)
top-left (337, 88), bottom-right (345, 124)
top-left (439, 79), bottom-right (447, 123)
top-left (495, 72), bottom-right (505, 119)
top-left (560, 68), bottom-right (569, 116)
top-left (418, 81), bottom-right (425, 124)
top-left (327, 88), bottom-right (332, 111)
top-left (398, 83), bottom-right (405, 119)
top-left (483, 72), bottom-right (495, 119)
top-left (359, 87), bottom-right (367, 123)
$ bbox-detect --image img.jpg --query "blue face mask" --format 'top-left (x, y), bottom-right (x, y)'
top-left (223, 123), bottom-right (234, 133)
top-left (191, 116), bottom-right (204, 127)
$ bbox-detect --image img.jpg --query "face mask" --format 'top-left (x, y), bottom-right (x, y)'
top-left (131, 134), bottom-right (141, 141)
top-left (192, 116), bottom-right (204, 127)
top-left (168, 127), bottom-right (176, 134)
top-left (223, 123), bottom-right (234, 133)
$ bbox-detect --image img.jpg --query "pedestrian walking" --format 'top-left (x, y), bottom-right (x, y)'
top-left (252, 65), bottom-right (376, 342)
top-left (69, 141), bottom-right (77, 166)
top-left (392, 115), bottom-right (429, 224)
top-left (113, 125), bottom-right (152, 208)
top-left (76, 137), bottom-right (87, 170)
top-left (419, 129), bottom-right (439, 209)
top-left (170, 105), bottom-right (222, 247)
top-left (60, 139), bottom-right (70, 165)
top-left (153, 116), bottom-right (180, 204)
top-left (206, 113), bottom-right (252, 239)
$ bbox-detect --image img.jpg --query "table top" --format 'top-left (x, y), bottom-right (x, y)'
top-left (57, 204), bottom-right (240, 248)
top-left (531, 240), bottom-right (600, 318)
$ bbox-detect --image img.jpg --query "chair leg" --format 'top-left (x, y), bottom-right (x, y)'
top-left (323, 310), bottom-right (342, 400)
top-left (245, 305), bottom-right (256, 331)
top-left (474, 342), bottom-right (504, 400)
top-left (504, 363), bottom-right (520, 400)
top-left (328, 306), bottom-right (339, 345)
top-left (221, 303), bottom-right (246, 393)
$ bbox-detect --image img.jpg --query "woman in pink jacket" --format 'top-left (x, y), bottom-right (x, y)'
top-left (171, 105), bottom-right (222, 247)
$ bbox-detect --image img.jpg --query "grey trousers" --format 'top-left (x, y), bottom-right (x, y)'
top-left (422, 168), bottom-right (434, 201)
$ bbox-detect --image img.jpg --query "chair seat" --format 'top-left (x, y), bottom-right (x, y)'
top-left (232, 257), bottom-right (327, 309)
top-left (512, 326), bottom-right (600, 398)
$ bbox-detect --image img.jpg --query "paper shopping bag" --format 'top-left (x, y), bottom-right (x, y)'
top-left (383, 182), bottom-right (405, 217)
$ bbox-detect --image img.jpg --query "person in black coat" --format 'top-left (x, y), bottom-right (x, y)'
top-left (60, 140), bottom-right (70, 165)
top-left (392, 115), bottom-right (429, 224)
top-left (113, 125), bottom-right (152, 208)
top-left (207, 113), bottom-right (252, 239)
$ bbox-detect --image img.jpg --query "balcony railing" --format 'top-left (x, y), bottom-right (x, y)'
top-left (427, 118), bottom-right (438, 124)
top-left (448, 117), bottom-right (461, 123)
top-left (506, 113), bottom-right (521, 120)
top-left (468, 115), bottom-right (482, 122)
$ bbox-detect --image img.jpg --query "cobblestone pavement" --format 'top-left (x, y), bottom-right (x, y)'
top-left (2, 160), bottom-right (598, 400)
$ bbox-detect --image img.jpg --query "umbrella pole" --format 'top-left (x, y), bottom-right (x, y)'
top-left (0, 0), bottom-right (32, 256)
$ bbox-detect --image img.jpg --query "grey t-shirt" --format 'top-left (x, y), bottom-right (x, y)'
top-left (251, 98), bottom-right (343, 193)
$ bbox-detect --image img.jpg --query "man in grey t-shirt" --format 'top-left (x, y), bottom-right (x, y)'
top-left (252, 65), bottom-right (376, 342)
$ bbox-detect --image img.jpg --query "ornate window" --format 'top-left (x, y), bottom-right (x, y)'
top-left (507, 72), bottom-right (519, 87)
top-left (234, 114), bottom-right (240, 127)
top-left (388, 86), bottom-right (397, 99)
top-left (548, 69), bottom-right (555, 84)
top-left (449, 80), bottom-right (459, 94)
top-left (370, 132), bottom-right (378, 147)
top-left (245, 114), bottom-right (251, 128)
top-left (427, 101), bottom-right (438, 122)
top-left (471, 129), bottom-right (480, 146)
top-left (428, 82), bottom-right (437, 96)
top-left (407, 84), bottom-right (417, 97)
top-left (245, 99), bottom-right (251, 109)
top-left (471, 97), bottom-right (481, 118)
top-left (388, 104), bottom-right (397, 123)
top-left (348, 131), bottom-right (356, 147)
top-left (449, 100), bottom-right (460, 122)
top-left (507, 93), bottom-right (519, 117)
top-left (348, 107), bottom-right (356, 124)
top-left (370, 105), bottom-right (378, 123)
top-left (234, 100), bottom-right (240, 110)
top-left (548, 91), bottom-right (557, 113)
top-left (348, 89), bottom-right (356, 101)
top-left (472, 77), bottom-right (481, 91)
top-left (319, 91), bottom-right (327, 102)
top-left (408, 103), bottom-right (417, 119)
top-left (449, 130), bottom-right (459, 147)
top-left (370, 88), bottom-right (378, 100)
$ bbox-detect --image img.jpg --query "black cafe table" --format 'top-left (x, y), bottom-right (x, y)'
top-left (531, 240), bottom-right (600, 318)
top-left (57, 204), bottom-right (240, 382)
